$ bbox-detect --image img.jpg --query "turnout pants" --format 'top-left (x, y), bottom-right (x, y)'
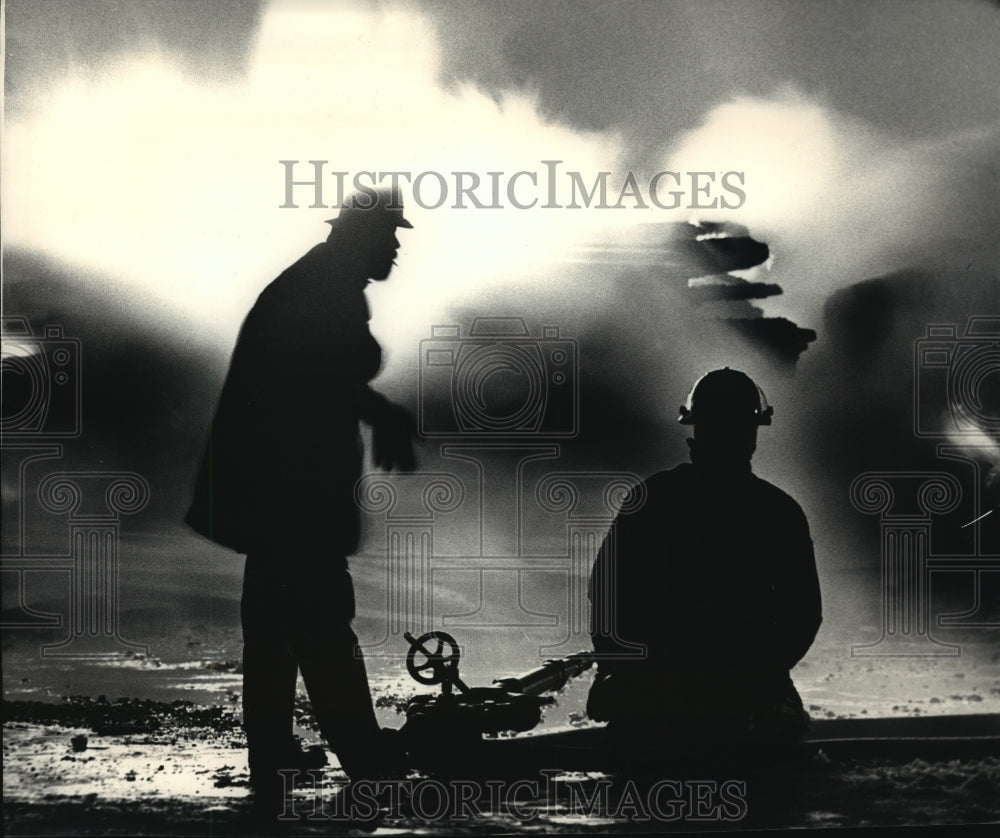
top-left (241, 552), bottom-right (381, 784)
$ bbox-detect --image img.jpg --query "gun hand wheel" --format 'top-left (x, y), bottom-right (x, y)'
top-left (405, 631), bottom-right (461, 686)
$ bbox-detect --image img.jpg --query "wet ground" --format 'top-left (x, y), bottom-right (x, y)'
top-left (4, 691), bottom-right (1000, 835)
top-left (4, 536), bottom-right (1000, 834)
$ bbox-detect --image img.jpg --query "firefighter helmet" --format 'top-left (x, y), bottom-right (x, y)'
top-left (678, 367), bottom-right (773, 426)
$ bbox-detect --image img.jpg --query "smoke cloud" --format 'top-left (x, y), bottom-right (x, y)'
top-left (664, 91), bottom-right (1000, 330)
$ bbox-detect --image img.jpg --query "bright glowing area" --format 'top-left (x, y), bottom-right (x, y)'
top-left (2, 0), bottom-right (625, 355)
top-left (663, 92), bottom-right (1000, 327)
top-left (5, 3), bottom-right (997, 361)
top-left (667, 94), bottom-right (843, 233)
top-left (948, 424), bottom-right (1000, 487)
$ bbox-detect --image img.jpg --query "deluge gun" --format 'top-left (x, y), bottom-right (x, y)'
top-left (399, 630), bottom-right (594, 759)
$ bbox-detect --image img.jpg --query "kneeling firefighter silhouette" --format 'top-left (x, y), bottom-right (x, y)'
top-left (588, 368), bottom-right (823, 747)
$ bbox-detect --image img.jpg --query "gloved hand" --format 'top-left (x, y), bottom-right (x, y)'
top-left (586, 672), bottom-right (617, 722)
top-left (372, 402), bottom-right (418, 472)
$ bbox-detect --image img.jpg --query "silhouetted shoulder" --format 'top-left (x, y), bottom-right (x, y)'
top-left (640, 462), bottom-right (695, 491)
top-left (252, 244), bottom-right (338, 310)
top-left (628, 466), bottom-right (811, 525)
top-left (749, 474), bottom-right (811, 524)
top-left (617, 464), bottom-right (694, 513)
top-left (648, 463), bottom-right (696, 486)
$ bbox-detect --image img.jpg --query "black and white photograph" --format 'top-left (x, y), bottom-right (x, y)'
top-left (2, 1), bottom-right (999, 835)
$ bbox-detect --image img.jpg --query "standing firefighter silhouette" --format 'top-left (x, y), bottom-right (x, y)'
top-left (186, 186), bottom-right (416, 805)
top-left (588, 368), bottom-right (822, 746)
